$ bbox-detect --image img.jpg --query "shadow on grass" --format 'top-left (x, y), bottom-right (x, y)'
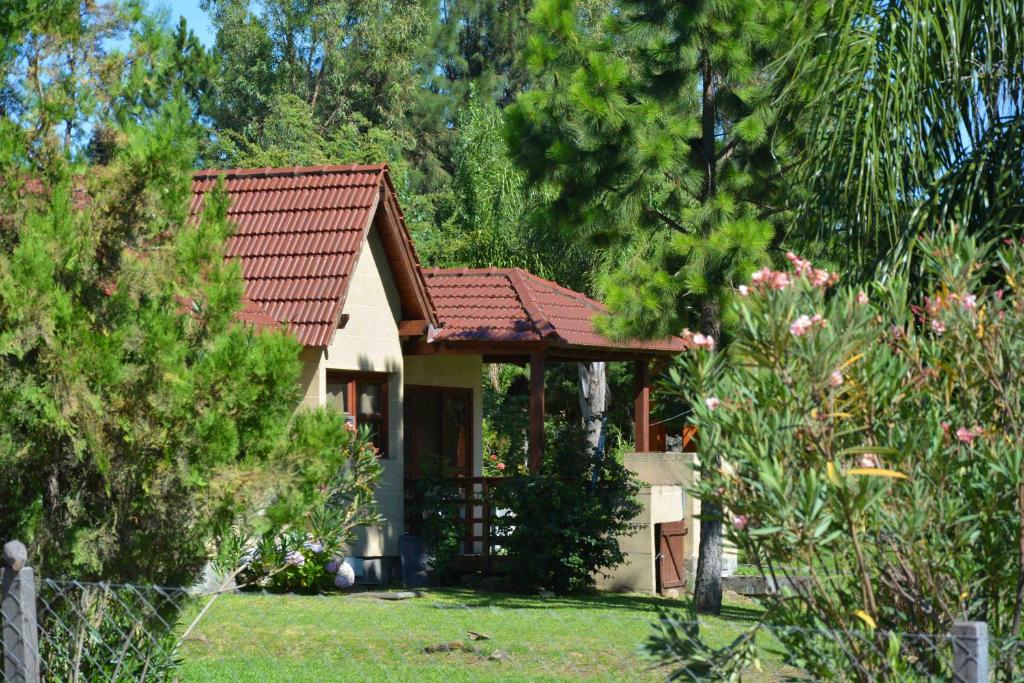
top-left (423, 588), bottom-right (764, 623)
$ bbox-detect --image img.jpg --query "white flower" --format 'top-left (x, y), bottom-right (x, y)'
top-left (705, 397), bottom-right (722, 411)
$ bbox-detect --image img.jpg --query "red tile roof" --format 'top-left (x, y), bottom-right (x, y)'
top-left (191, 164), bottom-right (431, 347)
top-left (424, 268), bottom-right (687, 355)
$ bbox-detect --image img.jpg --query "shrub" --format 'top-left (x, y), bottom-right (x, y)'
top-left (650, 232), bottom-right (1024, 679)
top-left (228, 422), bottom-right (383, 593)
top-left (494, 425), bottom-right (641, 594)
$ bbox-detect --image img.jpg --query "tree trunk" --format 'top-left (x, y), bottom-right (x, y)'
top-left (577, 361), bottom-right (608, 459)
top-left (693, 298), bottom-right (724, 614)
top-left (693, 503), bottom-right (724, 613)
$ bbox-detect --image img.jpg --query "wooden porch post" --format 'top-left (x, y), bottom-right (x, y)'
top-left (634, 359), bottom-right (651, 452)
top-left (528, 351), bottom-right (545, 472)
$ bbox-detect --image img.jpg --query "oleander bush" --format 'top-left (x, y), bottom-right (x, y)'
top-left (649, 230), bottom-right (1024, 680)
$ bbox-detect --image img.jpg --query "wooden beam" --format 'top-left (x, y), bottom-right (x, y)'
top-left (529, 351), bottom-right (545, 473)
top-left (397, 319), bottom-right (427, 337)
top-left (634, 359), bottom-right (651, 452)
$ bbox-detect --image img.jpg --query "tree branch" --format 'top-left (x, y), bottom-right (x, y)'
top-left (643, 206), bottom-right (688, 233)
top-left (716, 137), bottom-right (739, 167)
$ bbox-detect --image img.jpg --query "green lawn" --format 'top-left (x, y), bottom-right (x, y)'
top-left (179, 589), bottom-right (794, 682)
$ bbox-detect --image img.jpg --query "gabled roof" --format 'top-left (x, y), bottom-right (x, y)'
top-left (423, 268), bottom-right (687, 356)
top-left (190, 164), bottom-right (435, 347)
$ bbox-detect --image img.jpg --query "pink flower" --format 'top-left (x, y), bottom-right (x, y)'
top-left (785, 252), bottom-right (812, 276)
top-left (751, 269), bottom-right (769, 284)
top-left (790, 315), bottom-right (813, 336)
top-left (931, 318), bottom-right (946, 335)
top-left (770, 272), bottom-right (791, 290)
top-left (955, 427), bottom-right (975, 444)
top-left (829, 371), bottom-right (844, 387)
top-left (791, 313), bottom-right (827, 337)
top-left (809, 269), bottom-right (831, 287)
top-left (705, 397), bottom-right (722, 411)
top-left (737, 285), bottom-right (750, 297)
top-left (490, 454), bottom-right (498, 461)
top-left (857, 453), bottom-right (880, 468)
top-left (692, 333), bottom-right (715, 351)
top-left (961, 294), bottom-right (976, 310)
top-left (856, 291), bottom-right (869, 305)
top-left (732, 514), bottom-right (749, 531)
top-left (496, 462), bottom-right (506, 471)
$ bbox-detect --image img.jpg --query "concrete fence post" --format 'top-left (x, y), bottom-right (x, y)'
top-left (2, 540), bottom-right (40, 683)
top-left (951, 621), bottom-right (988, 683)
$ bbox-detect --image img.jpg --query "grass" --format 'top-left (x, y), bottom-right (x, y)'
top-left (179, 588), bottom-right (795, 682)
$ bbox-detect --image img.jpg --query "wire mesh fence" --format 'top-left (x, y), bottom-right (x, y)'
top-left (34, 579), bottom-right (187, 682)
top-left (4, 542), bottom-right (1024, 682)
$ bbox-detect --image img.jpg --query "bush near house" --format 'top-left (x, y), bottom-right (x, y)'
top-left (493, 424), bottom-right (641, 594)
top-left (651, 231), bottom-right (1024, 679)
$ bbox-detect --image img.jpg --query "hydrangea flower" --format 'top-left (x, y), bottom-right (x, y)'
top-left (284, 550), bottom-right (305, 567)
top-left (303, 539), bottom-right (324, 554)
top-left (325, 557), bottom-right (343, 574)
top-left (334, 561), bottom-right (356, 589)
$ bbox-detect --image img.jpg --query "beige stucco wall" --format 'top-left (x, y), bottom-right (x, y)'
top-left (292, 225), bottom-right (485, 565)
top-left (296, 226), bottom-right (405, 559)
top-left (597, 451), bottom-right (737, 593)
top-left (403, 354), bottom-right (484, 476)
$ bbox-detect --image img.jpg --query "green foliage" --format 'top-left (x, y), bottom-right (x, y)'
top-left (493, 424), bottom-right (641, 594)
top-left (39, 582), bottom-right (185, 682)
top-left (655, 232), bottom-right (1024, 679)
top-left (0, 3), bottom-right (382, 587)
top-left (647, 607), bottom-right (760, 682)
top-left (408, 473), bottom-right (466, 584)
top-left (506, 0), bottom-right (810, 339)
top-left (784, 0), bottom-right (1024, 274)
top-left (201, 0), bottom-right (450, 232)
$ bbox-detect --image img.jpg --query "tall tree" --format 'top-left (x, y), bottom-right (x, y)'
top-left (784, 0), bottom-right (1024, 275)
top-left (201, 0), bottom-right (448, 222)
top-left (0, 1), bottom-right (380, 583)
top-left (505, 0), bottom-right (810, 612)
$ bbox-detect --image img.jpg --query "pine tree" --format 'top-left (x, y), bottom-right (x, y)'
top-left (506, 0), bottom-right (812, 613)
top-left (201, 0), bottom-right (448, 232)
top-left (0, 2), bottom-right (381, 583)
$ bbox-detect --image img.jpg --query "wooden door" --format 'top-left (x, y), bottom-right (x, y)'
top-left (657, 520), bottom-right (688, 591)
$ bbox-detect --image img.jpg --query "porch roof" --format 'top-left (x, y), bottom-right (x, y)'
top-left (421, 268), bottom-right (687, 361)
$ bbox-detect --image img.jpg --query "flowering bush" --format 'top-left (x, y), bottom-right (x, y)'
top-left (649, 232), bottom-right (1024, 679)
top-left (227, 420), bottom-right (383, 593)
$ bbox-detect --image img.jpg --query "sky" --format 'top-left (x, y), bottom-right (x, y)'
top-left (158, 1), bottom-right (215, 47)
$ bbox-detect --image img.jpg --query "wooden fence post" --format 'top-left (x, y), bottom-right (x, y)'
top-left (951, 621), bottom-right (988, 683)
top-left (2, 540), bottom-right (40, 683)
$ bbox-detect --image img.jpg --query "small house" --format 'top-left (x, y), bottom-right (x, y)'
top-left (191, 164), bottom-right (699, 591)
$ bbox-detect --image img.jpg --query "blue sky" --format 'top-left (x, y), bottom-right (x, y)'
top-left (158, 1), bottom-right (214, 46)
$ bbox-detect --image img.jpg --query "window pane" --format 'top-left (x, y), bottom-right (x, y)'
top-left (357, 382), bottom-right (382, 416)
top-left (442, 393), bottom-right (470, 473)
top-left (326, 380), bottom-right (349, 414)
top-left (405, 389), bottom-right (440, 477)
top-left (364, 417), bottom-right (385, 452)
